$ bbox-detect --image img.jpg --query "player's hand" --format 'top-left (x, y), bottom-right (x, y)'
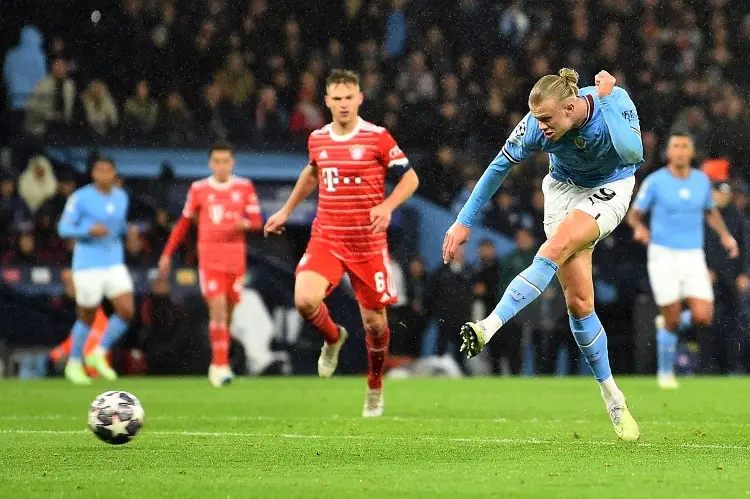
top-left (442, 221), bottom-right (470, 264)
top-left (264, 210), bottom-right (288, 237)
top-left (721, 233), bottom-right (739, 258)
top-left (369, 203), bottom-right (392, 234)
top-left (158, 255), bottom-right (171, 276)
top-left (595, 70), bottom-right (616, 98)
top-left (632, 224), bottom-right (650, 245)
top-left (88, 223), bottom-right (109, 238)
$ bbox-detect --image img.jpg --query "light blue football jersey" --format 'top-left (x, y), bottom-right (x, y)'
top-left (633, 168), bottom-right (714, 250)
top-left (458, 86), bottom-right (644, 227)
top-left (58, 184), bottom-right (129, 270)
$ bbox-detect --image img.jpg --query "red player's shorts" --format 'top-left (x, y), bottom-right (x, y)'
top-left (199, 268), bottom-right (245, 304)
top-left (295, 240), bottom-right (398, 310)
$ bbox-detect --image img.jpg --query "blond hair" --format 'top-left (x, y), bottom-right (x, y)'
top-left (528, 68), bottom-right (579, 107)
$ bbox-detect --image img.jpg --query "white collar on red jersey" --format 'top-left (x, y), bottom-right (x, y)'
top-left (208, 175), bottom-right (234, 190)
top-left (328, 117), bottom-right (362, 142)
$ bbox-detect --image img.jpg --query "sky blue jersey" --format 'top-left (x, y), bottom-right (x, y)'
top-left (457, 86), bottom-right (644, 227)
top-left (633, 168), bottom-right (714, 250)
top-left (58, 185), bottom-right (129, 270)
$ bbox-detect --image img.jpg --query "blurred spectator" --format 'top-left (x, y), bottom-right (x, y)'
top-left (400, 256), bottom-right (430, 358)
top-left (383, 0), bottom-right (408, 59)
top-left (2, 231), bottom-right (39, 265)
top-left (0, 177), bottom-right (32, 234)
top-left (472, 239), bottom-right (500, 314)
top-left (289, 73), bottom-right (326, 137)
top-left (198, 83), bottom-right (230, 143)
top-left (214, 51), bottom-right (256, 108)
top-left (24, 58), bottom-right (75, 137)
top-left (18, 156), bottom-right (57, 213)
top-left (254, 86), bottom-right (287, 145)
top-left (148, 208), bottom-right (173, 261)
top-left (80, 80), bottom-right (119, 138)
top-left (705, 182), bottom-right (750, 373)
top-left (3, 26), bottom-right (47, 120)
top-left (39, 173), bottom-right (76, 223)
top-left (427, 245), bottom-right (473, 366)
top-left (484, 191), bottom-right (533, 237)
top-left (125, 227), bottom-right (150, 266)
top-left (396, 52), bottom-right (437, 104)
top-left (124, 80), bottom-right (159, 135)
top-left (422, 146), bottom-right (460, 206)
top-left (161, 90), bottom-right (196, 145)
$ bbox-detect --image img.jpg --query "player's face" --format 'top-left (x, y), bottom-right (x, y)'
top-left (325, 83), bottom-right (363, 126)
top-left (209, 150), bottom-right (234, 181)
top-left (530, 97), bottom-right (576, 141)
top-left (666, 136), bottom-right (694, 168)
top-left (91, 161), bottom-right (117, 189)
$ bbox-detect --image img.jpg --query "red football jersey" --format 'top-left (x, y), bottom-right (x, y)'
top-left (182, 176), bottom-right (262, 273)
top-left (308, 118), bottom-right (409, 262)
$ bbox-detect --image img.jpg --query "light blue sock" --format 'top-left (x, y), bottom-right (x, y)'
top-left (569, 311), bottom-right (612, 382)
top-left (99, 314), bottom-right (130, 351)
top-left (493, 256), bottom-right (559, 323)
top-left (679, 310), bottom-right (692, 332)
top-left (70, 321), bottom-right (91, 361)
top-left (656, 327), bottom-right (678, 375)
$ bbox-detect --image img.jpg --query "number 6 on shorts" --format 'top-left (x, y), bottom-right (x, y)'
top-left (374, 271), bottom-right (386, 293)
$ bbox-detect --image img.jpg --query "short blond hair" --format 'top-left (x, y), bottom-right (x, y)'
top-left (529, 68), bottom-right (579, 107)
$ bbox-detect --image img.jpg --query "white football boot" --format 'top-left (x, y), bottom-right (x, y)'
top-left (208, 364), bottom-right (234, 387)
top-left (362, 388), bottom-right (384, 418)
top-left (317, 326), bottom-right (348, 378)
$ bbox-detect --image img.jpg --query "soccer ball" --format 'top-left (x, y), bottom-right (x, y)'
top-left (88, 391), bottom-right (145, 445)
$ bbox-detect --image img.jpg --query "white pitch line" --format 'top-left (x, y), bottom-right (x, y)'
top-left (0, 414), bottom-right (748, 428)
top-left (1, 429), bottom-right (748, 451)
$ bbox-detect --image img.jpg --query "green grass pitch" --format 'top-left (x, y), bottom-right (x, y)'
top-left (1, 377), bottom-right (749, 498)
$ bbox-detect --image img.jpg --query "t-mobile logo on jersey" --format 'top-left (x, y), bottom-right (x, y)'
top-left (322, 167), bottom-right (339, 192)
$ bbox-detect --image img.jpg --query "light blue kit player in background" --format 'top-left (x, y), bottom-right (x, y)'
top-left (627, 133), bottom-right (738, 390)
top-left (443, 68), bottom-right (642, 441)
top-left (58, 158), bottom-right (136, 385)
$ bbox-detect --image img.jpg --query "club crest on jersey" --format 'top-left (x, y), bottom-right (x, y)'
top-left (319, 150), bottom-right (328, 160)
top-left (573, 137), bottom-right (587, 150)
top-left (679, 188), bottom-right (691, 200)
top-left (350, 145), bottom-right (365, 160)
top-left (232, 191), bottom-right (241, 202)
top-left (208, 193), bottom-right (216, 202)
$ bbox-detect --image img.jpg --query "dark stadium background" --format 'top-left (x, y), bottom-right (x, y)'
top-left (2, 0), bottom-right (749, 378)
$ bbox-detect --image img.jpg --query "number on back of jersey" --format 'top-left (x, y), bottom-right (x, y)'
top-left (508, 115), bottom-right (528, 146)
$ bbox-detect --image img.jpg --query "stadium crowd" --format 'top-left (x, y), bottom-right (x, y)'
top-left (2, 0), bottom-right (750, 374)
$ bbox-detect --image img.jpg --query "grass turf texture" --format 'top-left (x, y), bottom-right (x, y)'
top-left (0, 377), bottom-right (749, 498)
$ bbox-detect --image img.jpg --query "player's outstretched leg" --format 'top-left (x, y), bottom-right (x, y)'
top-left (361, 307), bottom-right (389, 418)
top-left (460, 256), bottom-right (559, 358)
top-left (570, 311), bottom-right (639, 441)
top-left (85, 314), bottom-right (128, 381)
top-left (65, 320), bottom-right (93, 385)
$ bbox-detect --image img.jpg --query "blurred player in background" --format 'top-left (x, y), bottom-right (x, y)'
top-left (58, 158), bottom-right (134, 385)
top-left (159, 144), bottom-right (263, 387)
top-left (444, 68), bottom-right (642, 440)
top-left (626, 133), bottom-right (738, 389)
top-left (264, 70), bottom-right (419, 417)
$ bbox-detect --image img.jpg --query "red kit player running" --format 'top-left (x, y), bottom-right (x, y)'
top-left (264, 70), bottom-right (419, 417)
top-left (159, 144), bottom-right (263, 387)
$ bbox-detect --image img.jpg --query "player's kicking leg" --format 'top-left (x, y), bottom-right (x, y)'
top-left (359, 305), bottom-right (389, 418)
top-left (295, 270), bottom-right (348, 377)
top-left (559, 250), bottom-right (639, 441)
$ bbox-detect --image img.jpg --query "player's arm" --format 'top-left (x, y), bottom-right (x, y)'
top-left (58, 193), bottom-right (95, 239)
top-left (595, 75), bottom-right (644, 165)
top-left (443, 114), bottom-right (540, 263)
top-left (626, 178), bottom-right (653, 244)
top-left (159, 187), bottom-right (198, 274)
top-left (240, 181), bottom-right (263, 231)
top-left (370, 134), bottom-right (418, 233)
top-left (264, 164), bottom-right (318, 237)
top-left (706, 208), bottom-right (739, 259)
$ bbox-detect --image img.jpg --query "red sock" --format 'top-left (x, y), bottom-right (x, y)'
top-left (307, 303), bottom-right (340, 344)
top-left (209, 322), bottom-right (230, 366)
top-left (366, 326), bottom-right (390, 390)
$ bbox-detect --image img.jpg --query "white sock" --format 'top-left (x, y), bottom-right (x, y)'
top-left (599, 376), bottom-right (623, 404)
top-left (478, 314), bottom-right (504, 342)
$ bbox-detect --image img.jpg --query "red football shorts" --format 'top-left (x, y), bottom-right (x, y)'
top-left (295, 240), bottom-right (398, 310)
top-left (199, 268), bottom-right (244, 304)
